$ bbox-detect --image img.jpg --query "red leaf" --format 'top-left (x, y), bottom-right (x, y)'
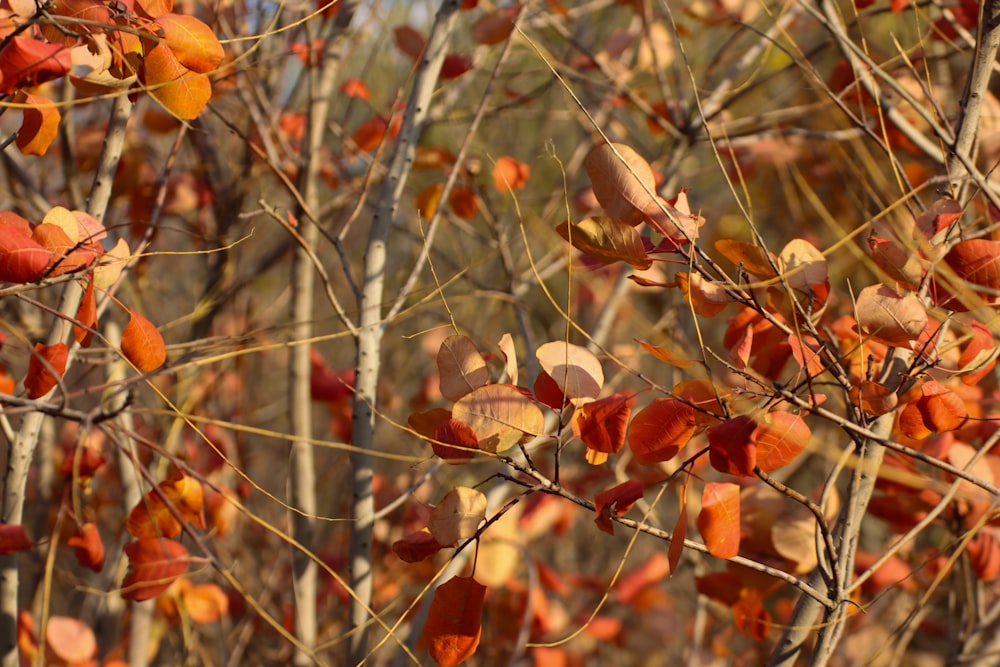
top-left (968, 532), bottom-right (1000, 582)
top-left (422, 576), bottom-right (486, 667)
top-left (339, 78), bottom-right (369, 100)
top-left (698, 482), bottom-right (741, 559)
top-left (67, 522), bottom-right (105, 572)
top-left (25, 342), bottom-right (68, 399)
top-left (0, 37), bottom-right (71, 95)
top-left (309, 350), bottom-right (354, 402)
top-left (471, 5), bottom-right (520, 45)
top-left (668, 482), bottom-right (687, 574)
top-left (122, 309), bottom-right (166, 372)
top-left (573, 392), bottom-right (633, 454)
top-left (392, 529), bottom-right (445, 563)
top-left (616, 552), bottom-right (671, 604)
top-left (594, 479), bottom-right (643, 535)
top-left (15, 92), bottom-right (60, 156)
top-left (627, 397), bottom-right (696, 465)
top-left (393, 25), bottom-right (425, 60)
top-left (449, 187), bottom-right (478, 220)
top-left (0, 222), bottom-right (52, 283)
top-left (440, 54), bottom-right (473, 79)
top-left (433, 418), bottom-right (478, 463)
top-left (752, 411), bottom-right (811, 472)
top-left (74, 277), bottom-right (97, 347)
top-left (708, 415), bottom-right (757, 477)
top-left (0, 524), bottom-right (32, 555)
top-left (122, 538), bottom-right (190, 601)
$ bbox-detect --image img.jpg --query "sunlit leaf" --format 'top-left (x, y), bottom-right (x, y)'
top-left (0, 36), bottom-right (71, 94)
top-left (15, 92), bottom-right (60, 156)
top-left (573, 392), bottom-right (633, 455)
top-left (497, 333), bottom-right (518, 385)
top-left (492, 156), bottom-right (530, 191)
top-left (422, 576), bottom-right (486, 667)
top-left (44, 617), bottom-right (96, 665)
top-left (122, 538), bottom-right (190, 601)
top-left (25, 342), bottom-right (68, 399)
top-left (428, 487), bottom-right (487, 546)
top-left (437, 335), bottom-right (489, 402)
top-left (536, 341), bottom-right (604, 401)
top-left (180, 582), bottom-right (229, 624)
top-left (556, 217), bottom-right (652, 269)
top-left (0, 221), bottom-right (51, 283)
top-left (675, 271), bottom-right (729, 317)
top-left (141, 42), bottom-right (211, 120)
top-left (585, 142), bottom-right (657, 225)
top-left (856, 284), bottom-right (927, 347)
top-left (698, 482), bottom-right (741, 559)
top-left (715, 239), bottom-right (779, 278)
top-left (753, 411), bottom-right (810, 472)
top-left (122, 309), bottom-right (167, 372)
top-left (156, 13), bottom-right (225, 74)
top-left (628, 397), bottom-right (696, 465)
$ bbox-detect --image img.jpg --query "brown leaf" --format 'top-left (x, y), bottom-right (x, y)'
top-left (556, 217), bottom-right (652, 270)
top-left (428, 487), bottom-right (487, 546)
top-left (437, 335), bottom-right (489, 402)
top-left (856, 284), bottom-right (927, 347)
top-left (452, 384), bottom-right (544, 452)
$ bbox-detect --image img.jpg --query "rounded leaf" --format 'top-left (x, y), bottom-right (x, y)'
top-left (452, 384), bottom-right (544, 452)
top-left (536, 341), bottom-right (604, 401)
top-left (628, 397), bottom-right (696, 465)
top-left (122, 309), bottom-right (166, 372)
top-left (437, 335), bottom-right (489, 401)
top-left (428, 487), bottom-right (487, 546)
top-left (45, 616), bottom-right (96, 664)
top-left (752, 411), bottom-right (811, 472)
top-left (856, 284), bottom-right (927, 347)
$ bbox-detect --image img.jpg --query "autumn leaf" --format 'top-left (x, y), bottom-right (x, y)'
top-left (25, 342), bottom-right (68, 399)
top-left (471, 5), bottom-right (520, 45)
top-left (708, 415), bottom-right (757, 477)
top-left (15, 92), bottom-right (60, 156)
top-left (668, 481), bottom-right (688, 574)
top-left (68, 522), bottom-right (105, 572)
top-left (451, 384), bottom-right (544, 452)
top-left (122, 309), bottom-right (167, 372)
top-left (428, 487), bottom-right (487, 546)
top-left (856, 284), bottom-right (927, 347)
top-left (715, 239), bottom-right (779, 278)
top-left (141, 41), bottom-right (211, 120)
top-left (44, 617), bottom-right (97, 665)
top-left (180, 582), bottom-right (230, 623)
top-left (437, 335), bottom-right (490, 401)
top-left (753, 411), bottom-right (811, 472)
top-left (573, 392), bottom-right (633, 456)
top-left (0, 525), bottom-right (32, 555)
top-left (0, 36), bottom-right (71, 94)
top-left (422, 576), bottom-right (486, 667)
top-left (122, 538), bottom-right (190, 601)
top-left (492, 156), bottom-right (530, 191)
top-left (393, 25), bottom-right (425, 60)
top-left (497, 333), bottom-right (518, 385)
top-left (628, 397), bottom-right (696, 465)
top-left (448, 187), bottom-right (477, 220)
top-left (393, 529), bottom-right (445, 563)
top-left (536, 341), bottom-right (604, 401)
top-left (675, 271), bottom-right (729, 317)
top-left (156, 13), bottom-right (225, 74)
top-left (0, 222), bottom-right (52, 283)
top-left (433, 418), bottom-right (478, 463)
top-left (594, 479), bottom-right (643, 535)
top-left (556, 217), bottom-right (653, 269)
top-left (440, 53), bottom-right (472, 79)
top-left (635, 338), bottom-right (696, 369)
top-left (585, 142), bottom-right (658, 225)
top-left (698, 482), bottom-right (741, 559)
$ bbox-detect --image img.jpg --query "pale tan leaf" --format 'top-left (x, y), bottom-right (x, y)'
top-left (428, 487), bottom-right (487, 546)
top-left (437, 335), bottom-right (489, 402)
top-left (452, 384), bottom-right (544, 452)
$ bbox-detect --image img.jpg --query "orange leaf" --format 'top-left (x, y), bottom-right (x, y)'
top-left (715, 239), bottom-right (779, 278)
top-left (556, 217), bottom-right (652, 270)
top-left (708, 415), bottom-right (757, 477)
top-left (155, 13), bottom-right (225, 74)
top-left (675, 271), bottom-right (729, 317)
top-left (135, 0), bottom-right (173, 19)
top-left (752, 411), bottom-right (811, 472)
top-left (0, 524), bottom-right (32, 555)
top-left (0, 37), bottom-right (71, 94)
top-left (122, 538), bottom-right (190, 601)
top-left (44, 616), bottom-right (96, 665)
top-left (393, 529), bottom-right (445, 563)
top-left (122, 309), bottom-right (166, 372)
top-left (957, 320), bottom-right (998, 385)
top-left (416, 182), bottom-right (445, 220)
top-left (141, 41), bottom-right (211, 120)
top-left (127, 490), bottom-right (181, 539)
top-left (855, 380), bottom-right (898, 416)
top-left (627, 397), bottom-right (695, 465)
top-left (25, 342), bottom-right (68, 399)
top-left (968, 532), bottom-right (1000, 582)
top-left (594, 479), bottom-right (643, 535)
top-left (573, 392), bottom-right (632, 455)
top-left (492, 156), bottom-right (530, 191)
top-left (67, 522), bottom-right (104, 572)
top-left (471, 5), bottom-right (520, 45)
top-left (635, 338), bottom-right (696, 369)
top-left (616, 552), bottom-right (671, 604)
top-left (73, 277), bottom-right (97, 347)
top-left (787, 334), bottom-right (825, 377)
top-left (180, 583), bottom-right (229, 623)
top-left (339, 78), bottom-right (370, 100)
top-left (698, 482), bottom-right (741, 559)
top-left (15, 92), bottom-right (60, 156)
top-left (422, 576), bottom-right (486, 667)
top-left (0, 222), bottom-right (52, 283)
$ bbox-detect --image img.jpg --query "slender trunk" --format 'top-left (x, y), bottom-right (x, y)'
top-left (348, 2), bottom-right (461, 664)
